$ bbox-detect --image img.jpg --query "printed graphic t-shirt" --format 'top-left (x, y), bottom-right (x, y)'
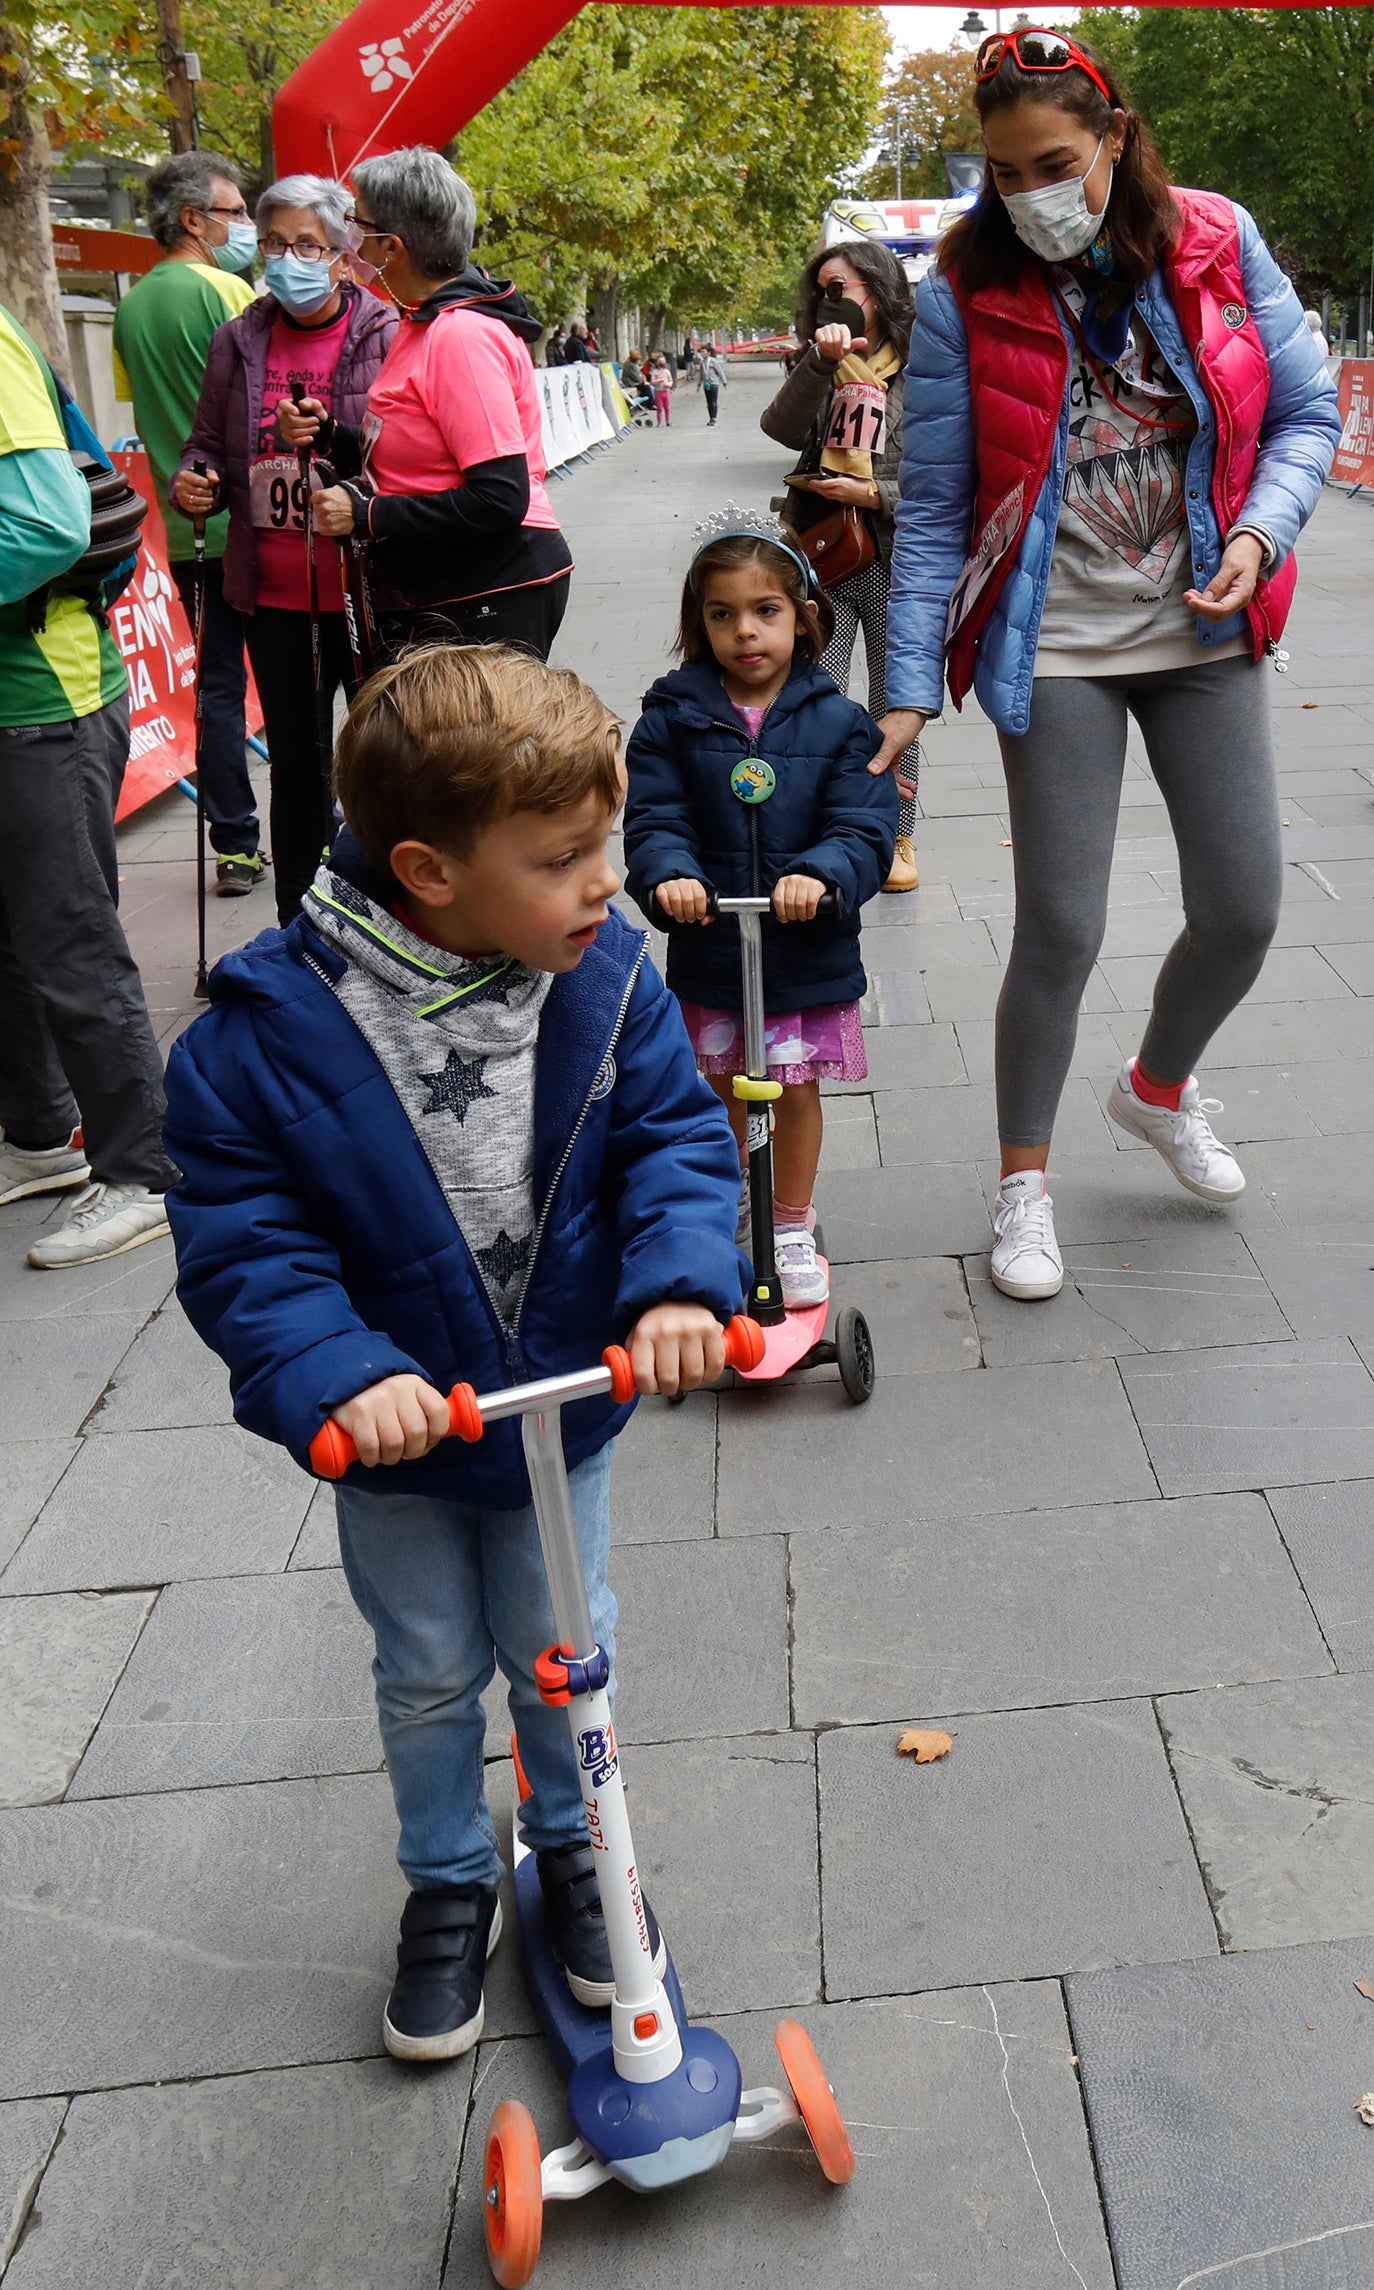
top-left (1035, 276), bottom-right (1246, 677)
top-left (251, 303), bottom-right (349, 613)
top-left (112, 259), bottom-right (255, 562)
top-left (0, 307), bottom-right (126, 728)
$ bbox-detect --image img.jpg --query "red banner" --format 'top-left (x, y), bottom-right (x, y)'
top-left (52, 227), bottom-right (159, 276)
top-left (108, 452), bottom-right (261, 822)
top-left (1333, 360), bottom-right (1374, 491)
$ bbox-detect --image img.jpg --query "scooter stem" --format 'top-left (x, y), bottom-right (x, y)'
top-left (521, 1406), bottom-right (683, 2085)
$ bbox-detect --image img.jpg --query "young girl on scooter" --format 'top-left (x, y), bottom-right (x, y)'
top-left (624, 510), bottom-right (897, 1308)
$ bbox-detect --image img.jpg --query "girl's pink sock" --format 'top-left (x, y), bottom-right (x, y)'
top-left (773, 1195), bottom-right (813, 1230)
top-left (1130, 1058), bottom-right (1186, 1112)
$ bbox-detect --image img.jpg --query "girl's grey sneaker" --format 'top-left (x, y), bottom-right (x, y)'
top-left (383, 1884), bottom-right (503, 2062)
top-left (990, 1171), bottom-right (1063, 1300)
top-left (27, 1183), bottom-right (170, 1269)
top-left (775, 1224), bottom-right (829, 1309)
top-left (0, 1131), bottom-right (90, 1206)
top-left (1106, 1064), bottom-right (1245, 1201)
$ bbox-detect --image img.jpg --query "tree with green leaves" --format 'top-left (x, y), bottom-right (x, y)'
top-left (0, 0), bottom-right (160, 366)
top-left (1075, 5), bottom-right (1374, 297)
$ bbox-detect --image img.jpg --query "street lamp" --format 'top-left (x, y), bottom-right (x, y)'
top-left (959, 11), bottom-right (987, 40)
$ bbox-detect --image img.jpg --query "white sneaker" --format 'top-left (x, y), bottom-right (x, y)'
top-left (27, 1183), bottom-right (170, 1270)
top-left (990, 1171), bottom-right (1063, 1300)
top-left (1107, 1063), bottom-right (1245, 1202)
top-left (775, 1224), bottom-right (829, 1309)
top-left (0, 1130), bottom-right (90, 1205)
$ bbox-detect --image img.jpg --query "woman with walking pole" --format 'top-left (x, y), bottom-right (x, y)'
top-left (174, 174), bottom-right (394, 924)
top-left (878, 27), bottom-right (1340, 1302)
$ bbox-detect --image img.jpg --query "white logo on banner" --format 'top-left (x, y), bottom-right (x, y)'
top-left (359, 37), bottom-right (413, 93)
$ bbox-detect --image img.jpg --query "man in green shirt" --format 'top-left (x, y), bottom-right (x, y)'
top-left (0, 301), bottom-right (176, 1269)
top-left (113, 149), bottom-right (266, 897)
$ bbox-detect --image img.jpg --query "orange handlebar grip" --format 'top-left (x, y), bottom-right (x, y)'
top-left (723, 1314), bottom-right (765, 1371)
top-left (308, 1419), bottom-right (356, 1480)
top-left (602, 1344), bottom-right (637, 1405)
top-left (448, 1383), bottom-right (484, 1443)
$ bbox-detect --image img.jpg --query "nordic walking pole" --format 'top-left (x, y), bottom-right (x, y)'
top-left (316, 456), bottom-right (375, 687)
top-left (292, 382), bottom-right (333, 783)
top-left (190, 458), bottom-right (210, 1001)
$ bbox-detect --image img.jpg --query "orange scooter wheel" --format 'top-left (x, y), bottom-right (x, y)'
top-left (484, 2101), bottom-right (543, 2287)
top-left (774, 2019), bottom-right (856, 2185)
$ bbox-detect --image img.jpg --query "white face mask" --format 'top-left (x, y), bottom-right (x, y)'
top-left (1000, 136), bottom-right (1111, 264)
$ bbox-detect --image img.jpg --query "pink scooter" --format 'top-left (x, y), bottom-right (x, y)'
top-left (712, 892), bottom-right (875, 1403)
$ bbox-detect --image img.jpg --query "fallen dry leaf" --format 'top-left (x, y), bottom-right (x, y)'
top-left (1356, 2093), bottom-right (1374, 2125)
top-left (1302, 702), bottom-right (1319, 710)
top-left (1000, 839), bottom-right (1012, 848)
top-left (1354, 1979), bottom-right (1374, 2002)
top-left (897, 1727), bottom-right (954, 1763)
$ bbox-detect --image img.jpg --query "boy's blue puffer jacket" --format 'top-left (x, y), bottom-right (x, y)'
top-left (885, 199), bottom-right (1342, 737)
top-left (623, 659), bottom-right (897, 1012)
top-left (162, 873), bottom-right (744, 1507)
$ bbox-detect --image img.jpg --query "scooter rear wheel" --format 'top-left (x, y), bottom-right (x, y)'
top-left (484, 2100), bottom-right (543, 2286)
top-left (774, 2019), bottom-right (856, 2185)
top-left (834, 1306), bottom-right (875, 1405)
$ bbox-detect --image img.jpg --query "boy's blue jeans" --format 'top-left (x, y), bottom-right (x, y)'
top-left (335, 1445), bottom-right (616, 1892)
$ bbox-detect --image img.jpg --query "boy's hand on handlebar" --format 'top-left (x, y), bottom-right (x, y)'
top-left (657, 877), bottom-right (710, 924)
top-left (329, 1374), bottom-right (451, 1467)
top-left (773, 874), bottom-right (825, 923)
top-left (277, 394), bottom-right (327, 448)
top-left (626, 1304), bottom-right (726, 1398)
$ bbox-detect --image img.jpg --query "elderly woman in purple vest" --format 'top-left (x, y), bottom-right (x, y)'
top-left (877, 27), bottom-right (1339, 1303)
top-left (174, 174), bottom-right (395, 922)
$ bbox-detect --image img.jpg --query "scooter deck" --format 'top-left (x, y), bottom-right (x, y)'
top-left (735, 1266), bottom-right (831, 1381)
top-left (512, 1853), bottom-right (741, 2187)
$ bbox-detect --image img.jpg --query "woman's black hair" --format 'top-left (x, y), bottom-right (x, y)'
top-left (675, 535), bottom-right (834, 665)
top-left (941, 34), bottom-right (1178, 294)
top-left (797, 238), bottom-right (913, 363)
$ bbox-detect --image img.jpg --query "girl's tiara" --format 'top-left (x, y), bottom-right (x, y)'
top-left (688, 502), bottom-right (817, 593)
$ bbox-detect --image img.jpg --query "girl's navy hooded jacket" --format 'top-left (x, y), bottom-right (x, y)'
top-left (623, 660), bottom-right (896, 1012)
top-left (162, 848), bottom-right (743, 1508)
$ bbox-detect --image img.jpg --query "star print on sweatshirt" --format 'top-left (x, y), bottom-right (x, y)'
top-left (302, 863), bottom-right (552, 1323)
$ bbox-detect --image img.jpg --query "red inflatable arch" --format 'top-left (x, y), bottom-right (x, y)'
top-left (271, 0), bottom-right (1346, 181)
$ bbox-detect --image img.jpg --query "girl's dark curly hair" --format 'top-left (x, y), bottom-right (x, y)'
top-left (941, 34), bottom-right (1178, 295)
top-left (676, 536), bottom-right (833, 665)
top-left (796, 237), bottom-right (913, 363)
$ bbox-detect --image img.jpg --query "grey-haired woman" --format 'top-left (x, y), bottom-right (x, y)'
top-left (282, 147), bottom-right (573, 659)
top-left (174, 172), bottom-right (396, 920)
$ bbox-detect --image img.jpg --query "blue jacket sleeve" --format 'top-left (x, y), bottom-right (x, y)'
top-left (793, 707), bottom-right (898, 908)
top-left (623, 705), bottom-right (710, 923)
top-left (163, 1012), bottom-right (427, 1467)
top-left (604, 958), bottom-right (746, 1331)
top-left (0, 445), bottom-right (93, 608)
top-left (885, 271), bottom-right (976, 716)
top-left (1233, 205), bottom-right (1341, 566)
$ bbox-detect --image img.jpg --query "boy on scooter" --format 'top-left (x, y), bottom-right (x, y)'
top-left (162, 641), bottom-right (744, 2063)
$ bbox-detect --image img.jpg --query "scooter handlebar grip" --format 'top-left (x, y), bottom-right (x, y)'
top-left (602, 1344), bottom-right (637, 1405)
top-left (448, 1384), bottom-right (484, 1443)
top-left (309, 1419), bottom-right (356, 1479)
top-left (723, 1314), bottom-right (765, 1371)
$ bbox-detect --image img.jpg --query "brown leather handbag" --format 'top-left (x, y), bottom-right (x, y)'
top-left (793, 503), bottom-right (877, 589)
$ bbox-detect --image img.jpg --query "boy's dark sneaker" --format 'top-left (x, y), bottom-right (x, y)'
top-left (537, 1842), bottom-right (666, 2008)
top-left (382, 1883), bottom-right (502, 2062)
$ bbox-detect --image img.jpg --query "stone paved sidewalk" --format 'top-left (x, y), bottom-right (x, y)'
top-left (2, 368), bottom-right (1374, 2290)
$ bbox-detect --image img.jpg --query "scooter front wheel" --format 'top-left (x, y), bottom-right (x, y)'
top-left (484, 2100), bottom-right (543, 2286)
top-left (774, 2018), bottom-right (856, 2185)
top-left (834, 1306), bottom-right (875, 1405)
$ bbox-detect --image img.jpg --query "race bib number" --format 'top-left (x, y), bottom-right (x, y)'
top-left (824, 380), bottom-right (886, 458)
top-left (360, 410), bottom-right (383, 479)
top-left (249, 453), bottom-right (319, 532)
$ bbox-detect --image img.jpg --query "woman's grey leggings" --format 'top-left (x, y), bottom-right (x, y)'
top-left (996, 655), bottom-right (1282, 1147)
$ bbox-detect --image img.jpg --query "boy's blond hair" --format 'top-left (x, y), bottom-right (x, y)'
top-left (334, 642), bottom-right (623, 875)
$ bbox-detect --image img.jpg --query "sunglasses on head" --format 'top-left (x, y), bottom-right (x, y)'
top-left (975, 27), bottom-right (1115, 109)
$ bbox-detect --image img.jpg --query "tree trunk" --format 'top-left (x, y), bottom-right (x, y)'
top-left (0, 64), bottom-right (70, 382)
top-left (155, 0), bottom-right (198, 151)
top-left (646, 301), bottom-right (667, 353)
top-left (591, 273), bottom-right (619, 356)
